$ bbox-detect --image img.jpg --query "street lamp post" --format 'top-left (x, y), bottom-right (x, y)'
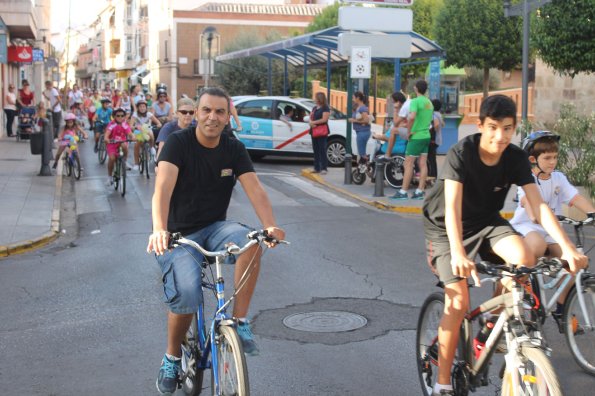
top-left (503, 0), bottom-right (552, 128)
top-left (203, 26), bottom-right (216, 89)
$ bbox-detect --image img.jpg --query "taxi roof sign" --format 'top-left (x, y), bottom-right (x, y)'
top-left (342, 0), bottom-right (414, 6)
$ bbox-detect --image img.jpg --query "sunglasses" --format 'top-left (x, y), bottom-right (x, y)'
top-left (179, 110), bottom-right (195, 115)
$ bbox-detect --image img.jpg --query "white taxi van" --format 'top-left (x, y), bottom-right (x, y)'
top-left (232, 96), bottom-right (379, 166)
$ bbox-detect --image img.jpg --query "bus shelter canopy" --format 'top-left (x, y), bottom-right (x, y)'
top-left (216, 26), bottom-right (445, 67)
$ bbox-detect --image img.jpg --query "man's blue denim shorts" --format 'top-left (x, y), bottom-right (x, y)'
top-left (155, 221), bottom-right (253, 314)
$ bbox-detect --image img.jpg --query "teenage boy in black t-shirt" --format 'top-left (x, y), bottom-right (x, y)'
top-left (422, 94), bottom-right (587, 396)
top-left (147, 87), bottom-right (286, 395)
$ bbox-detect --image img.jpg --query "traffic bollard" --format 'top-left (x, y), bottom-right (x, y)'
top-left (373, 157), bottom-right (387, 197)
top-left (344, 154), bottom-right (353, 184)
top-left (39, 116), bottom-right (53, 176)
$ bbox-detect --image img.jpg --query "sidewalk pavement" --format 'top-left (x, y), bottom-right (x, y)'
top-left (301, 163), bottom-right (518, 218)
top-left (0, 136), bottom-right (61, 257)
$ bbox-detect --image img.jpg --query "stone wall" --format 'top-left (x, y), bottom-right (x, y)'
top-left (533, 58), bottom-right (595, 125)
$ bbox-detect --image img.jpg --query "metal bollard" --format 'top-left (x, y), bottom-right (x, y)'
top-left (373, 157), bottom-right (387, 197)
top-left (344, 154), bottom-right (353, 184)
top-left (39, 116), bottom-right (53, 176)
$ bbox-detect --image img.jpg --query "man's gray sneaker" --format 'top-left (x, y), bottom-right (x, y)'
top-left (432, 389), bottom-right (455, 396)
top-left (156, 354), bottom-right (180, 395)
top-left (237, 321), bottom-right (259, 356)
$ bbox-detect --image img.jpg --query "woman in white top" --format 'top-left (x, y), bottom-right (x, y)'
top-left (4, 84), bottom-right (17, 137)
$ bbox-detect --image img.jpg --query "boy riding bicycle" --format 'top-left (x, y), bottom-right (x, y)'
top-left (422, 95), bottom-right (587, 396)
top-left (146, 87), bottom-right (285, 395)
top-left (510, 131), bottom-right (595, 318)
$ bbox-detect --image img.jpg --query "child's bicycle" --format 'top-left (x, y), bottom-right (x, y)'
top-left (60, 136), bottom-right (81, 180)
top-left (134, 125), bottom-right (154, 179)
top-left (529, 214), bottom-right (595, 375)
top-left (109, 139), bottom-right (133, 197)
top-left (416, 258), bottom-right (565, 396)
top-left (351, 137), bottom-right (405, 188)
top-left (168, 230), bottom-right (289, 395)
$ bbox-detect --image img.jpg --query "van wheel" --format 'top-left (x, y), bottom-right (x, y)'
top-left (326, 137), bottom-right (346, 167)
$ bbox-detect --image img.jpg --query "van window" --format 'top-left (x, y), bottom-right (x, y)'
top-left (236, 100), bottom-right (273, 119)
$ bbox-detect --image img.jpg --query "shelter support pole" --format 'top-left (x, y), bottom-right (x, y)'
top-left (393, 58), bottom-right (401, 93)
top-left (268, 57), bottom-right (272, 95)
top-left (521, 0), bottom-right (529, 126)
top-left (344, 69), bottom-right (353, 185)
top-left (283, 55), bottom-right (288, 96)
top-left (326, 49), bottom-right (331, 101)
top-left (303, 52), bottom-right (308, 98)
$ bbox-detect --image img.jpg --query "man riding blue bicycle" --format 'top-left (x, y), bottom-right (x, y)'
top-left (147, 87), bottom-right (285, 395)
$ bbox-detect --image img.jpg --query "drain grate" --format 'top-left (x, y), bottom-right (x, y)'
top-left (283, 311), bottom-right (367, 333)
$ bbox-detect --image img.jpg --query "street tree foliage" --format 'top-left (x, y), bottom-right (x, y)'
top-left (216, 30), bottom-right (301, 96)
top-left (533, 0), bottom-right (595, 77)
top-left (433, 0), bottom-right (522, 97)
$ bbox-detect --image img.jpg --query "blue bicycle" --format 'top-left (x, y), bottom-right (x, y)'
top-left (169, 230), bottom-right (288, 396)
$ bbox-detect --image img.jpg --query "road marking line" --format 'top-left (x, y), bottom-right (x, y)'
top-left (274, 176), bottom-right (359, 207)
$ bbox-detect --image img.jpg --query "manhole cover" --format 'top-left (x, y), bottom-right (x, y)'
top-left (283, 311), bottom-right (367, 333)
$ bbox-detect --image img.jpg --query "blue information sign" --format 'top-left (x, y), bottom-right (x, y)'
top-left (428, 57), bottom-right (441, 100)
top-left (33, 48), bottom-right (44, 63)
top-left (0, 35), bottom-right (7, 64)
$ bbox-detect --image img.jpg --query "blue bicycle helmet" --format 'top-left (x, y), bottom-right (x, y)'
top-left (521, 131), bottom-right (561, 154)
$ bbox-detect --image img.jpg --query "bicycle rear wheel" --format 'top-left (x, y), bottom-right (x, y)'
top-left (181, 314), bottom-right (205, 395)
top-left (143, 144), bottom-right (150, 179)
top-left (211, 325), bottom-right (249, 396)
top-left (384, 156), bottom-right (404, 188)
top-left (72, 152), bottom-right (81, 180)
top-left (501, 346), bottom-right (561, 395)
top-left (563, 277), bottom-right (595, 375)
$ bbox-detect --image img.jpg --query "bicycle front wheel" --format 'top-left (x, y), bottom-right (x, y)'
top-left (211, 325), bottom-right (249, 396)
top-left (120, 158), bottom-right (126, 197)
top-left (72, 152), bottom-right (81, 180)
top-left (143, 144), bottom-right (150, 179)
top-left (501, 346), bottom-right (561, 395)
top-left (181, 314), bottom-right (205, 395)
top-left (98, 140), bottom-right (107, 164)
top-left (564, 277), bottom-right (595, 375)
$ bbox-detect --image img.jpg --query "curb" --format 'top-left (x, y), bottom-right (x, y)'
top-left (300, 168), bottom-right (514, 219)
top-left (0, 162), bottom-right (62, 258)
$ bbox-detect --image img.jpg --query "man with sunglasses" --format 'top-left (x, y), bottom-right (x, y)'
top-left (148, 87), bottom-right (285, 394)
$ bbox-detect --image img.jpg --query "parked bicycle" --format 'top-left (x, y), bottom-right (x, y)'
top-left (60, 135), bottom-right (81, 181)
top-left (417, 258), bottom-right (565, 396)
top-left (96, 121), bottom-right (107, 164)
top-left (168, 230), bottom-right (289, 396)
top-left (109, 139), bottom-right (132, 197)
top-left (529, 215), bottom-right (595, 375)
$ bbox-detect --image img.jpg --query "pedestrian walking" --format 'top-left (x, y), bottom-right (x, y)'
top-left (4, 84), bottom-right (17, 137)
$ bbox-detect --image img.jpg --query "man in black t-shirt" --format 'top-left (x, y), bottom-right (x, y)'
top-left (147, 87), bottom-right (286, 395)
top-left (422, 95), bottom-right (587, 396)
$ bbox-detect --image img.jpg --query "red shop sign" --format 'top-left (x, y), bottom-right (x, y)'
top-left (8, 46), bottom-right (33, 63)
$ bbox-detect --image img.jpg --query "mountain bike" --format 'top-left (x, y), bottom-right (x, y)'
top-left (109, 139), bottom-right (132, 197)
top-left (417, 258), bottom-right (564, 396)
top-left (529, 214), bottom-right (595, 375)
top-left (96, 121), bottom-right (107, 164)
top-left (169, 230), bottom-right (289, 396)
top-left (60, 136), bottom-right (81, 180)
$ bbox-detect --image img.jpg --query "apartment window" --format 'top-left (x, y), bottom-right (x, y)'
top-left (126, 2), bottom-right (133, 25)
top-left (109, 12), bottom-right (115, 28)
top-left (193, 59), bottom-right (199, 75)
top-left (110, 39), bottom-right (120, 55)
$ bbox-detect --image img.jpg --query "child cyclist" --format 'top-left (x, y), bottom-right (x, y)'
top-left (510, 131), bottom-right (595, 319)
top-left (422, 95), bottom-right (588, 396)
top-left (52, 113), bottom-right (88, 169)
top-left (93, 98), bottom-right (113, 153)
top-left (104, 107), bottom-right (135, 186)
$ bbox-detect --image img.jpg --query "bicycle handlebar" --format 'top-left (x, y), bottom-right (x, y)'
top-left (557, 214), bottom-right (595, 227)
top-left (108, 139), bottom-right (135, 144)
top-left (475, 257), bottom-right (567, 278)
top-left (168, 230), bottom-right (289, 258)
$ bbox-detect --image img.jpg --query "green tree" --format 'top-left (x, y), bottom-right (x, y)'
top-left (306, 2), bottom-right (340, 33)
top-left (434, 0), bottom-right (522, 97)
top-left (533, 0), bottom-right (595, 77)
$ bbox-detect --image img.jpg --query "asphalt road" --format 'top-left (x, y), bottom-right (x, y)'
top-left (0, 143), bottom-right (593, 395)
